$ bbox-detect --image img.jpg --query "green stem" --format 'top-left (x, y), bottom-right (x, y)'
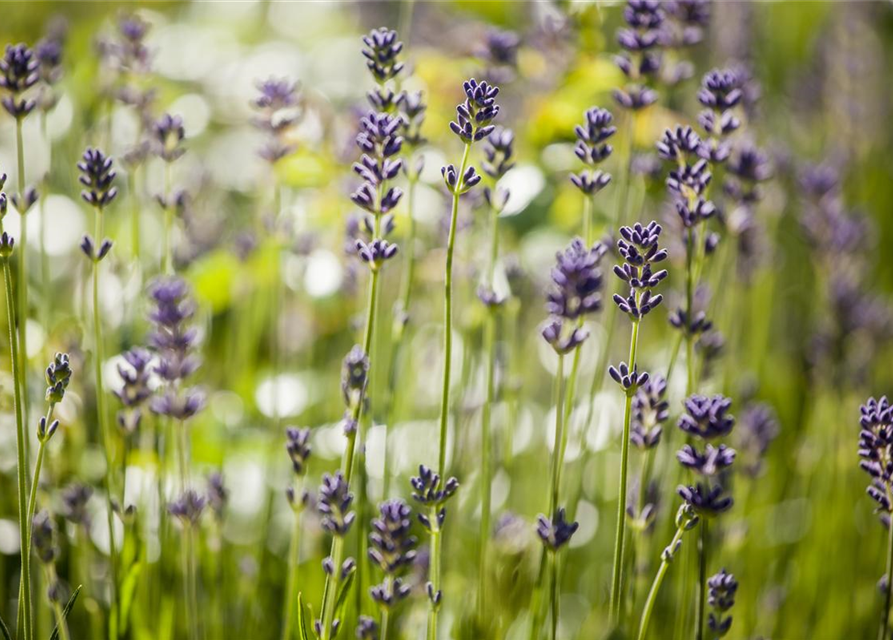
top-left (26, 405), bottom-right (54, 531)
top-left (282, 498), bottom-right (303, 640)
top-left (426, 506), bottom-right (442, 640)
top-left (437, 141), bottom-right (471, 480)
top-left (320, 536), bottom-right (345, 640)
top-left (5, 255), bottom-right (31, 640)
top-left (91, 207), bottom-right (118, 640)
top-left (610, 315), bottom-right (641, 625)
top-left (880, 515), bottom-right (893, 640)
top-left (380, 607), bottom-right (390, 640)
top-left (637, 521), bottom-right (689, 640)
top-left (695, 519), bottom-right (708, 640)
top-left (549, 551), bottom-right (558, 640)
top-left (15, 118), bottom-right (30, 464)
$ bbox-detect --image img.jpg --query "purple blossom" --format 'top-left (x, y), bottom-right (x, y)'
top-left (318, 472), bottom-right (355, 536)
top-left (678, 394), bottom-right (735, 440)
top-left (536, 507), bottom-right (578, 550)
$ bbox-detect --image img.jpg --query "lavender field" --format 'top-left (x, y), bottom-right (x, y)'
top-left (0, 1), bottom-right (890, 639)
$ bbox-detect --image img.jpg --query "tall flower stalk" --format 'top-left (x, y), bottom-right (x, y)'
top-left (410, 466), bottom-right (458, 640)
top-left (26, 354), bottom-right (70, 530)
top-left (530, 237), bottom-right (604, 637)
top-left (676, 394), bottom-right (737, 640)
top-left (316, 471), bottom-right (357, 640)
top-left (354, 28), bottom-right (407, 611)
top-left (2, 43), bottom-right (40, 470)
top-left (417, 76), bottom-right (497, 640)
top-left (475, 125), bottom-right (514, 618)
top-left (282, 427), bottom-right (311, 640)
top-left (608, 221), bottom-right (668, 625)
top-left (77, 147), bottom-right (119, 638)
top-left (0, 172), bottom-right (31, 640)
top-left (316, 49), bottom-right (406, 624)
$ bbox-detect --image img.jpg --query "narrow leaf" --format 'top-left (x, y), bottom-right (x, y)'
top-left (331, 571), bottom-right (355, 639)
top-left (296, 593), bottom-right (310, 640)
top-left (49, 585), bottom-right (82, 640)
top-left (0, 610), bottom-right (11, 640)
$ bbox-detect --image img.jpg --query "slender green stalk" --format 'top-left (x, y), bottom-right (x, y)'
top-left (426, 505), bottom-right (442, 640)
top-left (695, 520), bottom-right (708, 640)
top-left (282, 489), bottom-right (304, 640)
top-left (90, 206), bottom-right (118, 639)
top-left (437, 141), bottom-right (471, 478)
top-left (380, 607), bottom-right (390, 640)
top-left (5, 253), bottom-right (32, 640)
top-left (636, 520), bottom-right (689, 640)
top-left (14, 119), bottom-right (30, 460)
top-left (549, 551), bottom-right (558, 640)
top-left (610, 312), bottom-right (641, 625)
top-left (319, 536), bottom-right (345, 640)
top-left (182, 525), bottom-right (199, 640)
top-left (26, 405), bottom-right (55, 529)
top-left (879, 514), bottom-right (893, 640)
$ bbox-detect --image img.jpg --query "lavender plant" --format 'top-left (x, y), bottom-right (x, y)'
top-left (367, 499), bottom-right (417, 639)
top-left (317, 471), bottom-right (357, 640)
top-left (283, 427), bottom-right (311, 640)
top-left (534, 236), bottom-right (605, 638)
top-left (410, 465), bottom-right (458, 640)
top-left (1, 43), bottom-right (39, 474)
top-left (608, 221), bottom-right (667, 624)
top-left (676, 394), bottom-right (737, 640)
top-left (706, 568), bottom-right (737, 639)
top-left (77, 146), bottom-right (122, 638)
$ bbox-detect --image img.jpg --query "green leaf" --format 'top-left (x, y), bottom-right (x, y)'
top-left (49, 585), bottom-right (82, 640)
top-left (0, 609), bottom-right (11, 640)
top-left (331, 571), bottom-right (355, 639)
top-left (296, 593), bottom-right (311, 640)
top-left (118, 561), bottom-right (143, 635)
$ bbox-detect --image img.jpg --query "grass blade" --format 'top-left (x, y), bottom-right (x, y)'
top-left (49, 585), bottom-right (82, 640)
